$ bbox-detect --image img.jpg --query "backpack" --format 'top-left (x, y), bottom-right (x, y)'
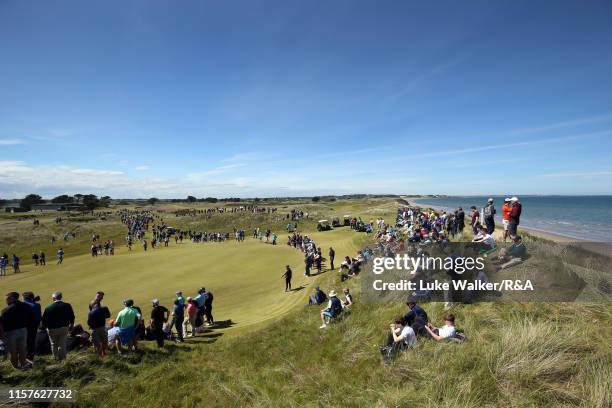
top-left (330, 297), bottom-right (342, 317)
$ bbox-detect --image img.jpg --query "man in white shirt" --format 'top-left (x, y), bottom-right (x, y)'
top-left (425, 314), bottom-right (456, 341)
top-left (471, 225), bottom-right (496, 251)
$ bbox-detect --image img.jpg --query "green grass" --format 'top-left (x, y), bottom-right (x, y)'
top-left (1, 197), bottom-right (610, 407)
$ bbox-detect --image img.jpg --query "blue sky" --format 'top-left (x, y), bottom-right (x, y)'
top-left (1, 0), bottom-right (611, 198)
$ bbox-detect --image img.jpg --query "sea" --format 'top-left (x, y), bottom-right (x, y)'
top-left (410, 195), bottom-right (612, 243)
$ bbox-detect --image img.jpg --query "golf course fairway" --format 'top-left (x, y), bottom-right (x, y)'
top-left (0, 228), bottom-right (366, 335)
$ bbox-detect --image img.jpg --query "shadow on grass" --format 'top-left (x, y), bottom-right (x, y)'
top-left (290, 285), bottom-right (306, 292)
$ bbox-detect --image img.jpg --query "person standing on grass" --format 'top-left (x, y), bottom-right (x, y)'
top-left (22, 291), bottom-right (41, 363)
top-left (88, 300), bottom-right (111, 357)
top-left (203, 289), bottom-right (214, 325)
top-left (508, 197), bottom-right (522, 239)
top-left (470, 206), bottom-right (480, 235)
top-left (183, 298), bottom-right (197, 338)
top-left (483, 198), bottom-right (496, 235)
top-left (12, 254), bottom-right (20, 274)
top-left (32, 253), bottom-right (39, 266)
top-left (150, 299), bottom-right (169, 348)
top-left (56, 247), bottom-right (64, 265)
top-left (282, 265), bottom-right (293, 292)
top-left (1, 292), bottom-right (35, 369)
top-left (42, 291), bottom-right (75, 361)
top-left (174, 291), bottom-right (186, 306)
top-left (456, 208), bottom-right (465, 233)
top-left (328, 247), bottom-right (335, 270)
top-left (501, 198), bottom-right (512, 242)
top-left (0, 254), bottom-right (8, 276)
top-left (89, 291), bottom-right (105, 311)
top-left (171, 299), bottom-right (184, 343)
top-left (39, 251), bottom-right (46, 266)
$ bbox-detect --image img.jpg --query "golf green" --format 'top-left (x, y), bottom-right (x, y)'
top-left (0, 228), bottom-right (364, 334)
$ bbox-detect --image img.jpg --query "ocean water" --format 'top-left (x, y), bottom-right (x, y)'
top-left (411, 196), bottom-right (612, 242)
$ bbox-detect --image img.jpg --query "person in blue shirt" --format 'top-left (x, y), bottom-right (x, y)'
top-left (171, 300), bottom-right (185, 342)
top-left (403, 300), bottom-right (428, 336)
top-left (22, 292), bottom-right (41, 362)
top-left (12, 254), bottom-right (20, 273)
top-left (319, 290), bottom-right (342, 329)
top-left (0, 254), bottom-right (8, 276)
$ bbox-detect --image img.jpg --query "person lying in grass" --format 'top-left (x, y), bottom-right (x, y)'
top-left (494, 235), bottom-right (527, 270)
top-left (424, 313), bottom-right (456, 341)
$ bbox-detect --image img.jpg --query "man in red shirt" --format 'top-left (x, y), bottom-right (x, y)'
top-left (508, 197), bottom-right (522, 238)
top-left (502, 198), bottom-right (512, 242)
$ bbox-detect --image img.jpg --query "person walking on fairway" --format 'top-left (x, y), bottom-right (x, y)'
top-left (56, 248), bottom-right (64, 265)
top-left (329, 247), bottom-right (335, 270)
top-left (12, 254), bottom-right (20, 274)
top-left (282, 265), bottom-right (293, 292)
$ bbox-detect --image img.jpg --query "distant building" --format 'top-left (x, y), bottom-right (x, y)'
top-left (4, 207), bottom-right (28, 213)
top-left (30, 203), bottom-right (83, 212)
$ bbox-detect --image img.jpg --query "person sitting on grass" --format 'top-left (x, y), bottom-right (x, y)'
top-left (341, 288), bottom-right (353, 308)
top-left (494, 235), bottom-right (527, 270)
top-left (424, 313), bottom-right (456, 341)
top-left (470, 225), bottom-right (496, 252)
top-left (308, 286), bottom-right (327, 305)
top-left (380, 316), bottom-right (417, 360)
top-left (319, 290), bottom-right (343, 329)
top-left (404, 300), bottom-right (428, 336)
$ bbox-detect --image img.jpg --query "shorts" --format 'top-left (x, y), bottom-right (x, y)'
top-left (322, 311), bottom-right (334, 318)
top-left (119, 326), bottom-right (135, 345)
top-left (502, 219), bottom-right (509, 230)
top-left (4, 328), bottom-right (27, 356)
top-left (508, 220), bottom-right (518, 236)
top-left (91, 327), bottom-right (108, 346)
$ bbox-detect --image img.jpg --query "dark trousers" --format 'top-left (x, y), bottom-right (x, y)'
top-left (385, 334), bottom-right (407, 352)
top-left (330, 258), bottom-right (334, 270)
top-left (152, 324), bottom-right (164, 347)
top-left (285, 279), bottom-right (291, 291)
top-left (26, 324), bottom-right (37, 359)
top-left (204, 307), bottom-right (214, 324)
top-left (173, 317), bottom-right (183, 341)
top-left (485, 217), bottom-right (495, 234)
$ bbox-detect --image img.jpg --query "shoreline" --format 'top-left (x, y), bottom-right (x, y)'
top-left (405, 199), bottom-right (610, 257)
top-left (405, 199), bottom-right (611, 252)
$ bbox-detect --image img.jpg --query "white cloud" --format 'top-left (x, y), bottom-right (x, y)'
top-left (186, 164), bottom-right (244, 180)
top-left (0, 138), bottom-right (26, 145)
top-left (507, 113), bottom-right (612, 136)
top-left (135, 165), bottom-right (150, 171)
top-left (541, 171), bottom-right (612, 178)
